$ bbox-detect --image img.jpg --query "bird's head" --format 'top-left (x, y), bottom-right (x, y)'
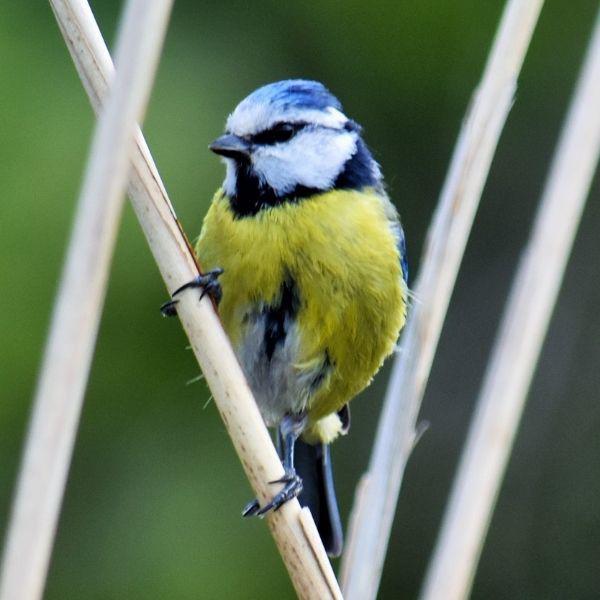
top-left (210, 80), bottom-right (382, 216)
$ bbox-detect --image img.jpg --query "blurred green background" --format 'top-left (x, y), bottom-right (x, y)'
top-left (2, 1), bottom-right (600, 598)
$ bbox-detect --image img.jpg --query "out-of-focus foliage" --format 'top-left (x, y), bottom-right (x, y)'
top-left (1, 1), bottom-right (599, 598)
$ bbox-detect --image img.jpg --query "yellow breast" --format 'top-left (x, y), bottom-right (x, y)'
top-left (196, 188), bottom-right (407, 442)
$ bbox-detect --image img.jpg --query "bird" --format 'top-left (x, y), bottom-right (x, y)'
top-left (162, 80), bottom-right (408, 557)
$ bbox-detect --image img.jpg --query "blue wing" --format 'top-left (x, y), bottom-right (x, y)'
top-left (389, 220), bottom-right (409, 285)
top-left (397, 224), bottom-right (409, 285)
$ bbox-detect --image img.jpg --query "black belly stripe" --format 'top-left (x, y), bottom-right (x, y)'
top-left (263, 276), bottom-right (300, 361)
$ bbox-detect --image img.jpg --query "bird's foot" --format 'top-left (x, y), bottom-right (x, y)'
top-left (160, 268), bottom-right (224, 317)
top-left (242, 470), bottom-right (303, 517)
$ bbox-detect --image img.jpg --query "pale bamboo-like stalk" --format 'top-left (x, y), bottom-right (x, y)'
top-left (0, 2), bottom-right (174, 600)
top-left (421, 13), bottom-right (600, 600)
top-left (34, 1), bottom-right (342, 598)
top-left (340, 2), bottom-right (544, 598)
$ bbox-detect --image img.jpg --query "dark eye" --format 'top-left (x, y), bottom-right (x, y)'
top-left (251, 122), bottom-right (305, 145)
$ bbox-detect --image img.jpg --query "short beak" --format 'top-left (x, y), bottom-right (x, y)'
top-left (209, 134), bottom-right (251, 159)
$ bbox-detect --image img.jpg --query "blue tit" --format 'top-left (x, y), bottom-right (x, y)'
top-left (164, 80), bottom-right (408, 557)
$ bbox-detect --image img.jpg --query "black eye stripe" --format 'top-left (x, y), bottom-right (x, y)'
top-left (251, 122), bottom-right (307, 145)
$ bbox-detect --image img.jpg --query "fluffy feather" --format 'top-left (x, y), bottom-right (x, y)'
top-left (196, 187), bottom-right (407, 442)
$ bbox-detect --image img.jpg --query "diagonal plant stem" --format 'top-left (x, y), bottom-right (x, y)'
top-left (340, 1), bottom-right (544, 598)
top-left (21, 1), bottom-right (342, 598)
top-left (0, 1), bottom-right (174, 600)
top-left (421, 12), bottom-right (600, 600)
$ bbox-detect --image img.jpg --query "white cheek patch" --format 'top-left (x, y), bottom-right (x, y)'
top-left (223, 158), bottom-right (237, 197)
top-left (251, 129), bottom-right (358, 195)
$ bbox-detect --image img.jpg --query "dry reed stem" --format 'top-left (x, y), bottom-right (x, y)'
top-left (36, 1), bottom-right (342, 598)
top-left (0, 2), bottom-right (174, 600)
top-left (421, 13), bottom-right (600, 600)
top-left (340, 2), bottom-right (544, 598)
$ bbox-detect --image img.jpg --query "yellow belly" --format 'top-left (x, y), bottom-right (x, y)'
top-left (195, 188), bottom-right (407, 442)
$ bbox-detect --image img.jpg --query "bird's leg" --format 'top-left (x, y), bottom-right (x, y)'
top-left (242, 413), bottom-right (306, 517)
top-left (160, 268), bottom-right (224, 316)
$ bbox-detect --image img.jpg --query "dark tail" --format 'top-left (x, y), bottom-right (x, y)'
top-left (294, 439), bottom-right (343, 558)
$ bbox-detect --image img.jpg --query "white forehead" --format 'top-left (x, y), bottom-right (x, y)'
top-left (226, 102), bottom-right (348, 137)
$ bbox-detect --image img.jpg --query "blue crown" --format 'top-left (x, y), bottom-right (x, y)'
top-left (242, 80), bottom-right (343, 113)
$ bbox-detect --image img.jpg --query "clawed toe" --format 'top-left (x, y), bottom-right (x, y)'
top-left (160, 299), bottom-right (179, 317)
top-left (242, 499), bottom-right (261, 517)
top-left (159, 268), bottom-right (224, 316)
top-left (243, 470), bottom-right (303, 517)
